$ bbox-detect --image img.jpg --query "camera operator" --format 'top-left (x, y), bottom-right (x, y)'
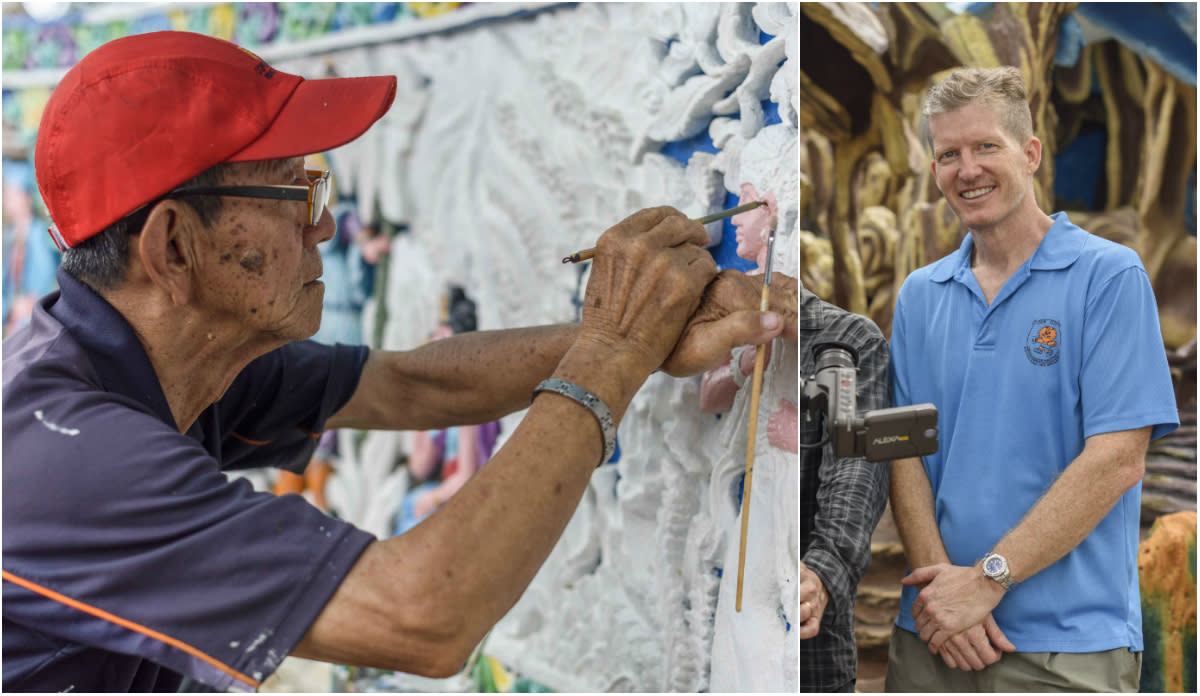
top-left (797, 281), bottom-right (891, 693)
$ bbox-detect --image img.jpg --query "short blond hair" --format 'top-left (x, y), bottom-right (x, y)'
top-left (919, 66), bottom-right (1034, 150)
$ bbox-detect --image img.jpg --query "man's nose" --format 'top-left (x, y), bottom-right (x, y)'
top-left (958, 151), bottom-right (982, 179)
top-left (308, 208), bottom-right (336, 246)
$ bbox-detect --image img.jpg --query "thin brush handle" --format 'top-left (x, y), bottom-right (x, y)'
top-left (562, 201), bottom-right (765, 263)
top-left (735, 225), bottom-right (776, 612)
top-left (735, 278), bottom-right (772, 612)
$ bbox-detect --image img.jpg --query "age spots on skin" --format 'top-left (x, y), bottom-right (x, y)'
top-left (239, 248), bottom-right (266, 274)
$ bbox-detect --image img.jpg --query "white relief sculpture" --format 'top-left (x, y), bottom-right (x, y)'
top-left (290, 2), bottom-right (798, 690)
top-left (698, 121), bottom-right (800, 693)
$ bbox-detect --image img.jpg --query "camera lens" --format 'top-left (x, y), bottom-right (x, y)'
top-left (812, 343), bottom-right (856, 371)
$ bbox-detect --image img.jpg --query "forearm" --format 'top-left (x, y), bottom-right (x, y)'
top-left (300, 206), bottom-right (722, 674)
top-left (328, 324), bottom-right (580, 431)
top-left (298, 342), bottom-right (650, 673)
top-left (806, 457), bottom-right (888, 616)
top-left (890, 456), bottom-right (951, 568)
top-left (991, 428), bottom-right (1149, 583)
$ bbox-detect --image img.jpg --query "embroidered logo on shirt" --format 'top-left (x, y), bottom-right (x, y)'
top-left (1025, 319), bottom-right (1061, 366)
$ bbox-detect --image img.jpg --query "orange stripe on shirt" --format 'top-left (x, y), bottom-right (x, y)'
top-left (229, 431), bottom-right (272, 446)
top-left (1, 569), bottom-right (260, 689)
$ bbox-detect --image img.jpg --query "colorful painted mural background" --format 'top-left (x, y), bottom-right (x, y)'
top-left (1, 2), bottom-right (479, 334)
top-left (1, 2), bottom-right (801, 691)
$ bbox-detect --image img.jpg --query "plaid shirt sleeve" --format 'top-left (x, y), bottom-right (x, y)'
top-left (803, 321), bottom-right (890, 613)
top-left (799, 290), bottom-right (891, 690)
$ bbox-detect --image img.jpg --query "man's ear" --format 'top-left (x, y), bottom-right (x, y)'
top-left (1025, 136), bottom-right (1043, 174)
top-left (136, 201), bottom-right (198, 306)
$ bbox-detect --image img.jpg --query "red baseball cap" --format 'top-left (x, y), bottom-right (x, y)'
top-left (35, 31), bottom-right (397, 249)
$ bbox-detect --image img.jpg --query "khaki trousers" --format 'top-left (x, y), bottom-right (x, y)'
top-left (885, 625), bottom-right (1141, 692)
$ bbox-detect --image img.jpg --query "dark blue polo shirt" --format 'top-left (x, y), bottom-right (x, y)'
top-left (3, 269), bottom-right (377, 692)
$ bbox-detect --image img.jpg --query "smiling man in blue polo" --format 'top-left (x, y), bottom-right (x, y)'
top-left (884, 66), bottom-right (1179, 692)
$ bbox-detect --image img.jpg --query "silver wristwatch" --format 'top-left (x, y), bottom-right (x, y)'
top-left (981, 552), bottom-right (1015, 591)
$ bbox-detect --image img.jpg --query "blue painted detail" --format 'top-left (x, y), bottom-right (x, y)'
top-left (659, 130), bottom-right (719, 166)
top-left (1055, 14), bottom-right (1085, 67)
top-left (952, 4), bottom-right (1197, 86)
top-left (658, 96), bottom-right (779, 270)
top-left (606, 436), bottom-right (621, 465)
top-left (963, 2), bottom-right (995, 16)
top-left (1165, 2), bottom-right (1197, 43)
top-left (1075, 3), bottom-right (1196, 86)
top-left (734, 469), bottom-right (746, 508)
top-left (569, 263), bottom-right (587, 321)
top-left (1053, 127), bottom-right (1106, 210)
top-left (712, 191), bottom-right (759, 273)
top-left (763, 99), bottom-right (781, 127)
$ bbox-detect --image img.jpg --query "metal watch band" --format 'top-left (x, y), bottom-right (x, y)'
top-left (982, 552), bottom-right (1015, 591)
top-left (533, 378), bottom-right (616, 467)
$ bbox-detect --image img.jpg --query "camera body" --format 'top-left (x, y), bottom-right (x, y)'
top-left (800, 343), bottom-right (939, 462)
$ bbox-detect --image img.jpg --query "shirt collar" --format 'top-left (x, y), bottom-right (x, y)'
top-left (47, 267), bottom-right (177, 428)
top-left (928, 211), bottom-right (1086, 283)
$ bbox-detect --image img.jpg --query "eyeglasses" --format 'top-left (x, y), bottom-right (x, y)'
top-left (47, 169), bottom-right (333, 251)
top-left (162, 169), bottom-right (332, 226)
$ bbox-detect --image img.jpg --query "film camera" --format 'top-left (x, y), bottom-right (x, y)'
top-left (800, 343), bottom-right (939, 462)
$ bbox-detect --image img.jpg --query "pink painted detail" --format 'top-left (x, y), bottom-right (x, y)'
top-left (766, 399), bottom-right (798, 453)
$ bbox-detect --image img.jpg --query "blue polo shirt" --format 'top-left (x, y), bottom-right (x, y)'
top-left (890, 212), bottom-right (1179, 652)
top-left (3, 269), bottom-right (376, 691)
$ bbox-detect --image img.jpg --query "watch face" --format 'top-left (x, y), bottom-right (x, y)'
top-left (983, 555), bottom-right (1005, 575)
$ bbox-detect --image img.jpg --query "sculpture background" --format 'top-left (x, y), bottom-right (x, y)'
top-left (311, 6), bottom-right (798, 690)
top-left (3, 2), bottom-right (800, 691)
top-left (796, 3), bottom-right (1196, 690)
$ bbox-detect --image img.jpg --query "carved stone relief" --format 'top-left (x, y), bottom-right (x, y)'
top-left (274, 2), bottom-right (799, 691)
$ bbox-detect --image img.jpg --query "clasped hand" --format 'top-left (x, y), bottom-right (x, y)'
top-left (797, 561), bottom-right (830, 639)
top-left (662, 269), bottom-right (794, 377)
top-left (579, 207), bottom-right (787, 379)
top-left (903, 563), bottom-right (1015, 671)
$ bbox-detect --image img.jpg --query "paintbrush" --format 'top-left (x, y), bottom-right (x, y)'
top-left (735, 219), bottom-right (777, 613)
top-left (561, 200), bottom-right (765, 264)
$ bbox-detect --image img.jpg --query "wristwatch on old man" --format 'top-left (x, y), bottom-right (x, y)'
top-left (981, 552), bottom-right (1015, 591)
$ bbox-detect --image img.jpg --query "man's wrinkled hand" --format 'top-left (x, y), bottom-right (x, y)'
top-left (661, 270), bottom-right (794, 377)
top-left (576, 207), bottom-right (717, 378)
